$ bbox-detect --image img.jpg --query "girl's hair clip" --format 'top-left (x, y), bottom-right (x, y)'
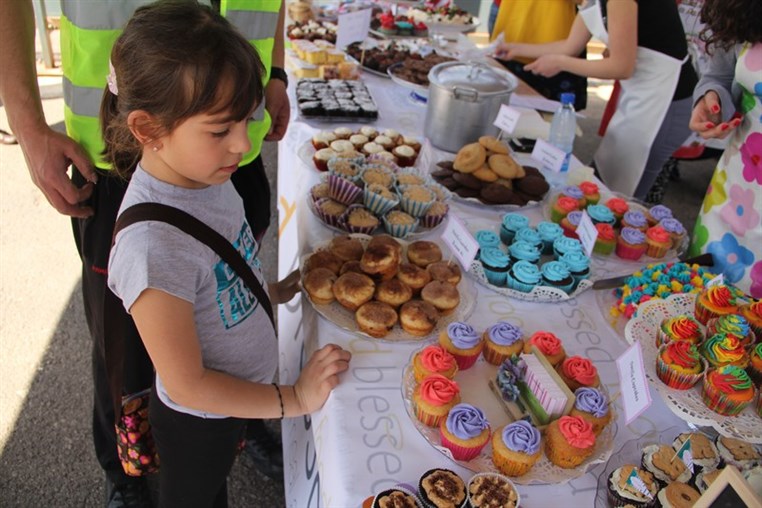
top-left (107, 60), bottom-right (119, 96)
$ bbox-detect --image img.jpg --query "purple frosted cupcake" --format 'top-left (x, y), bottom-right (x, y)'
top-left (482, 321), bottom-right (524, 365)
top-left (561, 185), bottom-right (586, 208)
top-left (646, 204), bottom-right (673, 226)
top-left (659, 217), bottom-right (687, 249)
top-left (439, 403), bottom-right (491, 461)
top-left (621, 210), bottom-right (648, 231)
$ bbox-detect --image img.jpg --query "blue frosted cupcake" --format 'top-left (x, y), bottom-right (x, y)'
top-left (559, 250), bottom-right (591, 289)
top-left (508, 240), bottom-right (541, 265)
top-left (540, 260), bottom-right (575, 294)
top-left (536, 221), bottom-right (564, 255)
top-left (476, 230), bottom-right (501, 251)
top-left (480, 247), bottom-right (511, 286)
top-left (553, 236), bottom-right (583, 259)
top-left (500, 213), bottom-right (529, 245)
top-left (505, 260), bottom-right (541, 293)
top-left (513, 227), bottom-right (543, 251)
top-left (586, 204), bottom-right (616, 226)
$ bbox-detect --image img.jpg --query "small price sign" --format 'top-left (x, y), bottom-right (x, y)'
top-left (531, 138), bottom-right (566, 173)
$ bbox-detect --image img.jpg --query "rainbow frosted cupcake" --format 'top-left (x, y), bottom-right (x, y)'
top-left (569, 387), bottom-right (611, 435)
top-left (439, 403), bottom-right (490, 461)
top-left (739, 300), bottom-right (762, 341)
top-left (706, 314), bottom-right (755, 347)
top-left (701, 332), bottom-right (749, 369)
top-left (645, 226), bottom-right (671, 258)
top-left (657, 315), bottom-right (703, 347)
top-left (615, 227), bottom-right (647, 261)
top-left (523, 330), bottom-right (566, 366)
top-left (482, 321), bottom-right (524, 365)
top-left (551, 196), bottom-right (580, 223)
top-left (694, 285), bottom-right (739, 324)
top-left (491, 420), bottom-right (542, 477)
top-left (579, 181), bottom-right (600, 205)
top-left (656, 341), bottom-right (705, 390)
top-left (439, 322), bottom-right (483, 370)
top-left (412, 344), bottom-right (458, 383)
top-left (749, 343), bottom-right (762, 384)
top-left (413, 374), bottom-right (461, 427)
top-left (560, 210), bottom-right (583, 239)
top-left (701, 365), bottom-right (756, 416)
top-left (560, 185), bottom-right (586, 208)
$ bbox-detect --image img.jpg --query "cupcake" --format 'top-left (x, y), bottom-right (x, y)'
top-left (560, 210), bottom-right (583, 239)
top-left (557, 356), bottom-right (599, 391)
top-left (591, 223), bottom-right (615, 256)
top-left (551, 196), bottom-right (580, 223)
top-left (327, 173), bottom-right (363, 205)
top-left (412, 344), bottom-right (458, 382)
top-left (413, 374), bottom-right (461, 427)
top-left (695, 284), bottom-right (741, 325)
top-left (740, 300), bottom-right (762, 341)
top-left (507, 240), bottom-right (541, 265)
top-left (645, 226), bottom-right (672, 258)
top-left (540, 260), bottom-right (575, 294)
top-left (439, 403), bottom-right (490, 461)
top-left (656, 341), bottom-right (705, 390)
top-left (621, 209), bottom-right (649, 232)
top-left (396, 170), bottom-right (427, 187)
top-left (420, 201), bottom-right (449, 229)
top-left (715, 436), bottom-right (761, 470)
top-left (480, 247), bottom-right (511, 287)
top-left (659, 217), bottom-right (687, 250)
top-left (392, 145), bottom-right (417, 167)
top-left (607, 465), bottom-right (659, 508)
top-left (313, 147), bottom-right (337, 171)
top-left (695, 468), bottom-right (724, 494)
top-left (333, 126), bottom-right (353, 140)
top-left (315, 198), bottom-right (347, 228)
top-left (401, 136), bottom-right (422, 152)
top-left (647, 204), bottom-right (673, 226)
top-left (499, 213), bottom-right (530, 244)
top-left (641, 444), bottom-right (692, 485)
top-left (657, 315), bottom-right (703, 347)
top-left (616, 227), bottom-right (647, 261)
top-left (579, 181), bottom-right (600, 205)
top-left (513, 227), bottom-right (543, 251)
top-left (349, 134), bottom-right (369, 151)
top-left (656, 482), bottom-right (701, 508)
top-left (505, 260), bottom-right (541, 293)
top-left (701, 332), bottom-right (749, 368)
top-left (569, 387), bottom-right (611, 435)
top-left (363, 183), bottom-right (400, 216)
top-left (475, 230), bottom-right (501, 251)
top-left (702, 365), bottom-right (757, 416)
top-left (311, 130), bottom-right (337, 150)
top-left (560, 185), bottom-right (586, 208)
top-left (706, 314), bottom-right (755, 347)
top-left (544, 415), bottom-right (596, 469)
top-left (491, 421), bottom-right (542, 477)
top-left (523, 331), bottom-right (566, 366)
top-left (418, 469), bottom-right (466, 508)
top-left (362, 165), bottom-right (396, 188)
top-left (400, 185), bottom-right (436, 218)
top-left (362, 141), bottom-right (385, 157)
top-left (374, 135), bottom-right (395, 151)
top-left (328, 156), bottom-right (363, 182)
top-left (382, 210), bottom-right (418, 238)
top-left (536, 221), bottom-right (564, 255)
top-left (750, 343), bottom-right (762, 384)
top-left (587, 204), bottom-right (617, 226)
top-left (559, 250), bottom-right (591, 289)
top-left (310, 182), bottom-right (331, 203)
top-left (372, 486), bottom-right (422, 508)
top-left (671, 432), bottom-right (720, 472)
top-left (329, 139), bottom-right (357, 155)
top-left (342, 205), bottom-right (380, 234)
top-left (439, 322), bottom-right (483, 370)
top-left (482, 321), bottom-right (524, 365)
top-left (466, 473), bottom-right (519, 508)
top-left (553, 236), bottom-right (584, 259)
top-left (605, 197), bottom-right (630, 224)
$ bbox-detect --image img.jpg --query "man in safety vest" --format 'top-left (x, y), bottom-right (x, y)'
top-left (0, 1), bottom-right (289, 506)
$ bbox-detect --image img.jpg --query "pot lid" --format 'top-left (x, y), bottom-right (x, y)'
top-left (429, 61), bottom-right (516, 94)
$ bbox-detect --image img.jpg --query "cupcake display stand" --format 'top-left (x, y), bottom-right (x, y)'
top-left (401, 346), bottom-right (616, 484)
top-left (625, 293), bottom-right (762, 444)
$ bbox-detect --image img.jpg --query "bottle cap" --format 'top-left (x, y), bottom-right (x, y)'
top-left (560, 93), bottom-right (575, 105)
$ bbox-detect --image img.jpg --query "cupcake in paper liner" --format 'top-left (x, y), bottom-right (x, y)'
top-left (756, 389), bottom-right (762, 418)
top-left (361, 164), bottom-right (396, 189)
top-left (340, 204), bottom-right (380, 235)
top-left (426, 182), bottom-right (452, 202)
top-left (363, 183), bottom-right (399, 216)
top-left (367, 153), bottom-right (401, 172)
top-left (327, 173), bottom-right (363, 205)
top-left (371, 485), bottom-right (423, 508)
top-left (466, 472), bottom-right (520, 508)
top-left (399, 185), bottom-right (436, 218)
top-left (418, 469), bottom-right (467, 508)
top-left (439, 403), bottom-right (490, 461)
top-left (327, 155), bottom-right (364, 183)
top-left (382, 210), bottom-right (418, 238)
top-left (655, 341), bottom-right (705, 390)
top-left (701, 365), bottom-right (757, 416)
top-left (395, 168), bottom-right (429, 188)
top-left (309, 182), bottom-right (331, 204)
top-left (420, 201), bottom-right (449, 229)
top-left (313, 197), bottom-right (347, 229)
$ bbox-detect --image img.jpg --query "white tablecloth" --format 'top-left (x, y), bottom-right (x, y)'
top-left (276, 72), bottom-right (688, 507)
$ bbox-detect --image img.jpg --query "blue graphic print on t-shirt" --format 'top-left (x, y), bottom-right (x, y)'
top-left (214, 222), bottom-right (262, 329)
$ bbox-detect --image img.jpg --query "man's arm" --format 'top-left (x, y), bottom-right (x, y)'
top-left (264, 0), bottom-right (290, 142)
top-left (0, 1), bottom-right (96, 217)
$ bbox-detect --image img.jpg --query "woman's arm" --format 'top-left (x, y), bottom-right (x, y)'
top-left (130, 288), bottom-right (350, 418)
top-left (689, 45), bottom-right (741, 139)
top-left (496, 14), bottom-right (592, 60)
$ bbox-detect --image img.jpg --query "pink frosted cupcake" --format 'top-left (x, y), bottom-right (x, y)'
top-left (439, 322), bottom-right (483, 370)
top-left (645, 226), bottom-right (672, 258)
top-left (439, 403), bottom-right (490, 461)
top-left (412, 344), bottom-right (458, 383)
top-left (412, 374), bottom-right (461, 427)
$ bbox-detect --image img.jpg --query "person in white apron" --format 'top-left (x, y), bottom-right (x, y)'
top-left (496, 0), bottom-right (697, 200)
top-left (686, 0), bottom-right (762, 297)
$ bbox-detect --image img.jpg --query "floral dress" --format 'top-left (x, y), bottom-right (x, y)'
top-left (689, 43), bottom-right (762, 297)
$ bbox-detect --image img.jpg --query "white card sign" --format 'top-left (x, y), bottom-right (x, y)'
top-left (706, 273), bottom-right (724, 287)
top-left (616, 341), bottom-right (652, 425)
top-left (493, 104), bottom-right (522, 135)
top-left (531, 138), bottom-right (566, 173)
top-left (575, 211), bottom-right (598, 257)
top-left (336, 9), bottom-right (372, 50)
top-left (441, 215), bottom-right (479, 270)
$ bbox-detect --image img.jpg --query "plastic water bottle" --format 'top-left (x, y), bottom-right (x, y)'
top-left (548, 92), bottom-right (577, 176)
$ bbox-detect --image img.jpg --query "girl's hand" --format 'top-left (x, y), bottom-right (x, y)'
top-left (294, 344), bottom-right (351, 414)
top-left (524, 54), bottom-right (563, 78)
top-left (689, 91), bottom-right (741, 140)
top-left (269, 269), bottom-right (301, 304)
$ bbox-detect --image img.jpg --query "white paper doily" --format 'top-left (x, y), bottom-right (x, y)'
top-left (624, 293), bottom-right (762, 443)
top-left (401, 347), bottom-right (615, 485)
top-left (301, 235), bottom-right (476, 342)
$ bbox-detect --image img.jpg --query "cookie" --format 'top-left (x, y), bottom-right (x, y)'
top-left (473, 166), bottom-right (499, 182)
top-left (514, 175), bottom-right (549, 198)
top-left (493, 178), bottom-right (514, 189)
top-left (432, 168), bottom-right (455, 179)
top-left (453, 143), bottom-right (486, 173)
top-left (478, 135), bottom-right (510, 154)
top-left (452, 172), bottom-right (484, 190)
top-left (480, 183), bottom-right (522, 205)
top-left (455, 186), bottom-right (480, 199)
top-left (439, 177), bottom-right (459, 191)
top-left (488, 154), bottom-right (522, 179)
top-left (436, 160), bottom-right (455, 171)
top-left (523, 166), bottom-right (541, 177)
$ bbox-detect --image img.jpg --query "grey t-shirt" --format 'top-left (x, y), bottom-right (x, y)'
top-left (108, 165), bottom-right (277, 418)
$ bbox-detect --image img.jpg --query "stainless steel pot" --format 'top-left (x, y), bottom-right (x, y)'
top-left (424, 61), bottom-right (517, 153)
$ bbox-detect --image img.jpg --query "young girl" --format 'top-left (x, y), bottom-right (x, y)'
top-left (103, 2), bottom-right (351, 506)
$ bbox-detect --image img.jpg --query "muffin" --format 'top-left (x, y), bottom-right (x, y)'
top-left (330, 235), bottom-right (365, 262)
top-left (340, 260), bottom-right (364, 276)
top-left (407, 241), bottom-right (443, 268)
top-left (499, 213), bottom-right (529, 244)
top-left (587, 203), bottom-right (617, 226)
top-left (418, 469), bottom-right (466, 508)
top-left (382, 210), bottom-right (418, 238)
top-left (363, 183), bottom-right (400, 216)
top-left (412, 344), bottom-right (458, 382)
top-left (439, 403), bottom-right (490, 461)
top-left (363, 141), bottom-right (385, 157)
top-left (420, 201), bottom-right (449, 229)
top-left (359, 126), bottom-right (377, 139)
top-left (374, 278), bottom-right (413, 309)
top-left (593, 223), bottom-right (617, 256)
top-left (645, 226), bottom-right (672, 258)
top-left (343, 205), bottom-right (380, 235)
top-left (550, 196), bottom-right (580, 223)
top-left (362, 165), bottom-right (395, 188)
top-left (328, 156), bottom-right (363, 182)
top-left (540, 260), bottom-right (575, 294)
top-left (439, 322), bottom-right (483, 370)
top-left (402, 136), bottom-right (422, 152)
top-left (466, 473), bottom-right (519, 508)
top-left (372, 487), bottom-right (421, 508)
top-left (368, 234), bottom-right (403, 256)
top-left (348, 133), bottom-right (369, 151)
top-left (671, 432), bottom-right (720, 472)
top-left (656, 482), bottom-right (700, 508)
top-left (315, 197), bottom-right (347, 228)
top-left (657, 315), bottom-right (703, 347)
top-left (303, 267), bottom-right (337, 305)
top-left (641, 444), bottom-right (692, 484)
top-left (716, 435), bottom-right (761, 470)
top-left (355, 301), bottom-right (398, 338)
top-left (427, 261), bottom-right (461, 286)
top-left (656, 341), bottom-right (705, 390)
top-left (491, 421), bottom-right (542, 477)
top-left (480, 247), bottom-right (511, 287)
top-left (333, 126), bottom-right (353, 140)
top-left (397, 263), bottom-right (432, 294)
top-left (304, 249), bottom-right (343, 275)
top-left (421, 281), bottom-right (460, 316)
top-left (311, 130), bottom-right (337, 150)
top-left (740, 300), bottom-right (762, 341)
top-left (399, 300), bottom-right (439, 337)
top-left (310, 182), bottom-right (331, 203)
top-left (621, 209), bottom-right (649, 232)
top-left (616, 227), bottom-right (647, 261)
top-left (396, 171), bottom-right (427, 186)
top-left (412, 374), bottom-right (461, 427)
top-left (400, 185), bottom-right (436, 218)
top-left (607, 465), bottom-right (659, 508)
top-left (482, 321), bottom-right (524, 366)
top-left (706, 314), bottom-right (755, 347)
top-left (702, 365), bottom-right (756, 416)
top-left (694, 284), bottom-right (740, 325)
top-left (360, 243), bottom-right (401, 281)
top-left (557, 356), bottom-right (599, 392)
top-left (505, 259), bottom-right (541, 293)
top-left (329, 140), bottom-right (355, 156)
top-left (701, 332), bottom-right (749, 369)
top-left (569, 387), bottom-right (611, 435)
top-left (544, 415), bottom-right (596, 469)
top-left (523, 331), bottom-right (566, 366)
top-left (536, 221), bottom-right (564, 255)
top-left (392, 145), bottom-right (417, 167)
top-left (332, 272), bottom-right (375, 311)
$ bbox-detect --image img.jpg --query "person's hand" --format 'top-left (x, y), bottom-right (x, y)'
top-left (268, 269), bottom-right (301, 304)
top-left (17, 125), bottom-right (96, 217)
top-left (264, 78), bottom-right (290, 142)
top-left (689, 90), bottom-right (741, 140)
top-left (524, 54), bottom-right (564, 78)
top-left (293, 344), bottom-right (351, 414)
top-left (494, 42), bottom-right (521, 61)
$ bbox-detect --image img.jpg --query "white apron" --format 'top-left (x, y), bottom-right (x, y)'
top-left (581, 0), bottom-right (685, 196)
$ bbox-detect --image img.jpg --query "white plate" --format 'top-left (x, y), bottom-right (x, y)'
top-left (297, 131), bottom-right (426, 172)
top-left (301, 234), bottom-right (476, 342)
top-left (402, 346), bottom-right (615, 484)
top-left (426, 20), bottom-right (479, 34)
top-left (624, 293), bottom-right (762, 443)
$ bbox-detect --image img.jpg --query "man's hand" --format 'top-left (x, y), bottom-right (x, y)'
top-left (689, 91), bottom-right (741, 140)
top-left (264, 79), bottom-right (290, 142)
